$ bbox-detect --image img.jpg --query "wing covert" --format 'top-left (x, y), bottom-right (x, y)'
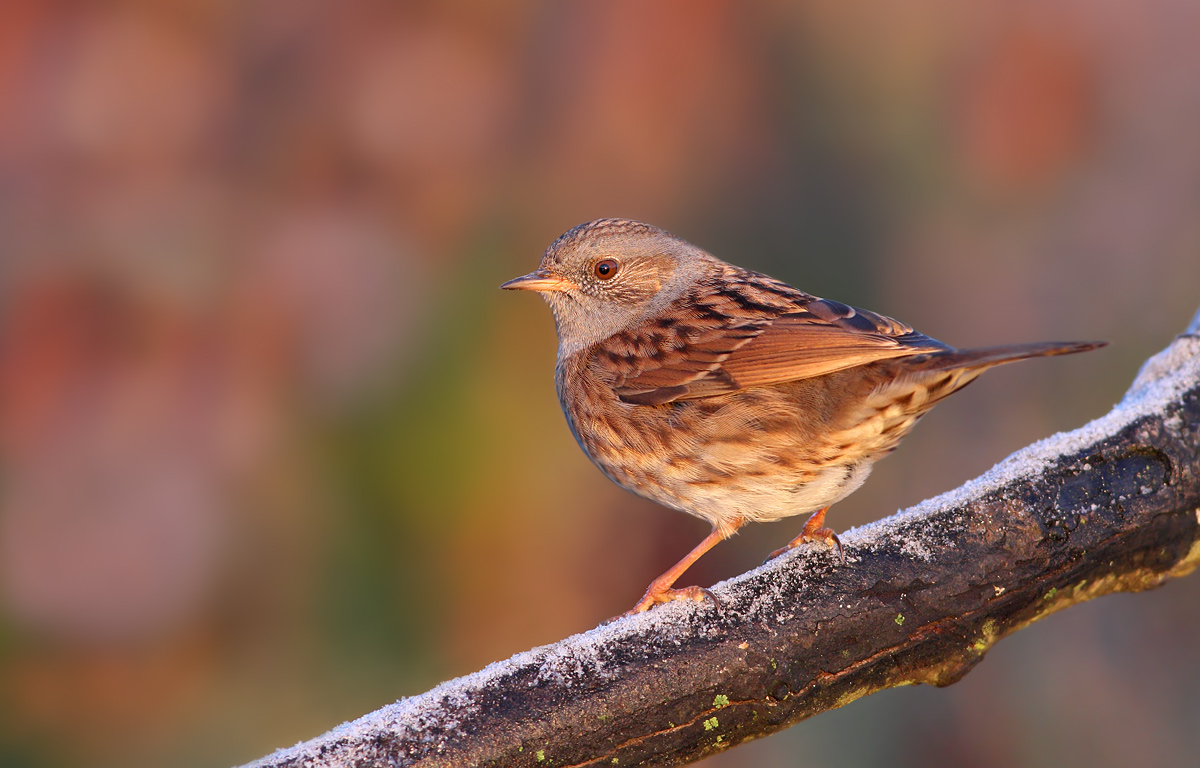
top-left (598, 269), bottom-right (949, 405)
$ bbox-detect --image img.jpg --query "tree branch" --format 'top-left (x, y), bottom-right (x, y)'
top-left (244, 308), bottom-right (1200, 768)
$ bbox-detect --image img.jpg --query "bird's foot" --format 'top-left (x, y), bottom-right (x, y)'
top-left (621, 584), bottom-right (718, 618)
top-left (764, 528), bottom-right (844, 564)
top-left (764, 506), bottom-right (845, 564)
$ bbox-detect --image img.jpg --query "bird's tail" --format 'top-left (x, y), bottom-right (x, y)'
top-left (927, 340), bottom-right (1106, 371)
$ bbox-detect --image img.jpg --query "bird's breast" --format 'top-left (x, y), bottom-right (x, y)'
top-left (554, 351), bottom-right (880, 524)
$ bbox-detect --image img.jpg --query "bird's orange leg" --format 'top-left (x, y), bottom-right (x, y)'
top-left (765, 506), bottom-right (844, 563)
top-left (625, 519), bottom-right (743, 616)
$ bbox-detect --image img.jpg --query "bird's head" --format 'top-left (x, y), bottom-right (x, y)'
top-left (501, 219), bottom-right (718, 355)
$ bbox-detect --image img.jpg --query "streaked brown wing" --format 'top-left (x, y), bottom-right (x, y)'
top-left (601, 270), bottom-right (949, 405)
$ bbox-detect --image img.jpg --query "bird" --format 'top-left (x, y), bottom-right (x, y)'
top-left (502, 218), bottom-right (1104, 616)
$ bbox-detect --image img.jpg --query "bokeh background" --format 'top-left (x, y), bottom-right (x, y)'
top-left (1, 1), bottom-right (1199, 766)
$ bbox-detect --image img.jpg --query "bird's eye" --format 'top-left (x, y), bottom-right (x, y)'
top-left (593, 259), bottom-right (620, 280)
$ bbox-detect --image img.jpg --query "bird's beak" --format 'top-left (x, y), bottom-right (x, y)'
top-left (500, 270), bottom-right (577, 292)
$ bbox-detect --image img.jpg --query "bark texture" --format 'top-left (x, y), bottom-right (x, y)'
top-left (244, 309), bottom-right (1200, 768)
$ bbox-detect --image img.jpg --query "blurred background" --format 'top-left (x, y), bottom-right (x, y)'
top-left (1, 1), bottom-right (1198, 766)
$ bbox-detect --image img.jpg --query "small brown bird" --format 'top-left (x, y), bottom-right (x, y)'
top-left (503, 219), bottom-right (1103, 615)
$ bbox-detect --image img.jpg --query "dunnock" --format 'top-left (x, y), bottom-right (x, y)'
top-left (503, 219), bottom-right (1103, 615)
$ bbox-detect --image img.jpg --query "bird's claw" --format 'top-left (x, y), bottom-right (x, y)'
top-left (764, 528), bottom-right (845, 565)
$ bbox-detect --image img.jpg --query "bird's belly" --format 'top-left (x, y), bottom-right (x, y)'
top-left (575, 397), bottom-right (877, 530)
top-left (559, 364), bottom-right (923, 532)
top-left (669, 460), bottom-right (874, 528)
